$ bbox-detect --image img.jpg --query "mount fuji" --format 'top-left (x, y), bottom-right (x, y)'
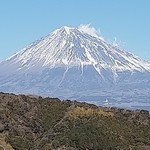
top-left (0, 25), bottom-right (150, 110)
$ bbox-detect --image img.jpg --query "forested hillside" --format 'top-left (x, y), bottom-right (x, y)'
top-left (0, 92), bottom-right (150, 150)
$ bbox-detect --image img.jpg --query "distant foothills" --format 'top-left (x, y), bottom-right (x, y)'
top-left (0, 92), bottom-right (150, 150)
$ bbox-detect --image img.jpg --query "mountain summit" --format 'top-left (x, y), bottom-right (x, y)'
top-left (0, 25), bottom-right (150, 110)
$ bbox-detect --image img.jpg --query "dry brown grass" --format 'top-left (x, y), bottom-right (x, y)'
top-left (66, 106), bottom-right (114, 119)
top-left (0, 132), bottom-right (14, 150)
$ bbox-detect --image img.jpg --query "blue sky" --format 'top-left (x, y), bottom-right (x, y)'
top-left (0, 0), bottom-right (150, 61)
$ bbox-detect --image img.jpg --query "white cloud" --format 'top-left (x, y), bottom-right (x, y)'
top-left (78, 24), bottom-right (104, 41)
top-left (112, 37), bottom-right (126, 49)
top-left (78, 24), bottom-right (125, 49)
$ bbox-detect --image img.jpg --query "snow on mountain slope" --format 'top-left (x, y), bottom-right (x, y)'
top-left (0, 25), bottom-right (150, 110)
top-left (4, 26), bottom-right (150, 71)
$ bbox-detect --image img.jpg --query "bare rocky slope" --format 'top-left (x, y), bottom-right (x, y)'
top-left (0, 92), bottom-right (150, 150)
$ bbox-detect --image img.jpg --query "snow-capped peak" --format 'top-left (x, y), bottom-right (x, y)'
top-left (60, 26), bottom-right (71, 34)
top-left (4, 25), bottom-right (150, 74)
